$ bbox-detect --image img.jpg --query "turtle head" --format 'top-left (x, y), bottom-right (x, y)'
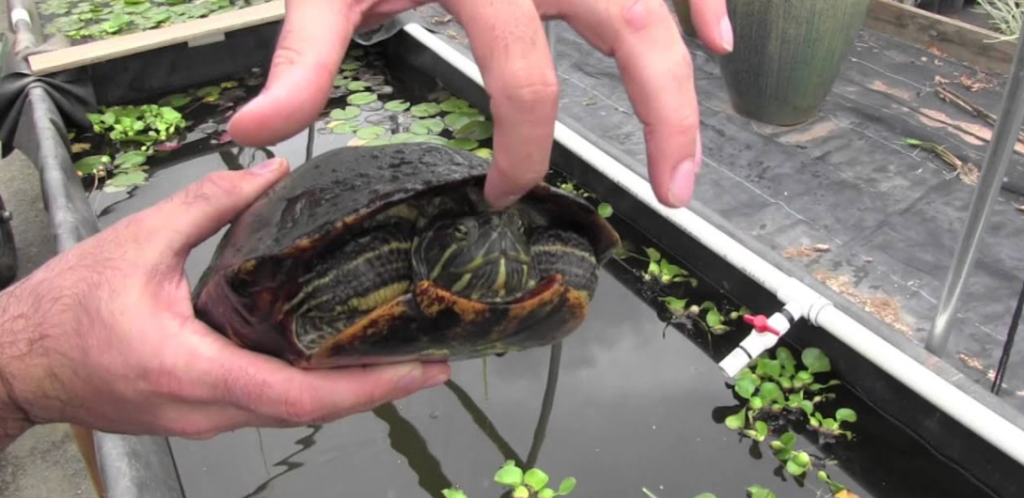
top-left (412, 209), bottom-right (539, 302)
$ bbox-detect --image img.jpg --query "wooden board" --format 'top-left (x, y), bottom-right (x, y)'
top-left (865, 0), bottom-right (1018, 75)
top-left (26, 1), bottom-right (285, 75)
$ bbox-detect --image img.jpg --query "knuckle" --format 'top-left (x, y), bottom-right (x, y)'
top-left (281, 387), bottom-right (320, 424)
top-left (619, 0), bottom-right (672, 33)
top-left (490, 74), bottom-right (560, 111)
top-left (197, 171), bottom-right (240, 199)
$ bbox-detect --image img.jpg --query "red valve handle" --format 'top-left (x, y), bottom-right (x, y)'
top-left (743, 314), bottom-right (781, 336)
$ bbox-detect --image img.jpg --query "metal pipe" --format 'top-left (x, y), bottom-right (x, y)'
top-left (926, 37), bottom-right (1024, 355)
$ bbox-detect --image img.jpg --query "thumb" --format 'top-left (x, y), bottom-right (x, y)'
top-left (139, 159), bottom-right (289, 257)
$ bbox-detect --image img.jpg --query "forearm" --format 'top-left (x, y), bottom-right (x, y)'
top-left (0, 284), bottom-right (37, 451)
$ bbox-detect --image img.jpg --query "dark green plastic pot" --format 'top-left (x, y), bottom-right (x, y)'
top-left (698, 0), bottom-right (871, 126)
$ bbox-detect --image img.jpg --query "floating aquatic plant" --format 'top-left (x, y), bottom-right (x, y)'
top-left (40, 0), bottom-right (277, 41)
top-left (443, 461), bottom-right (577, 498)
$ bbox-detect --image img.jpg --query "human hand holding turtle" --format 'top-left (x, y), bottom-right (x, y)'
top-left (0, 159), bottom-right (450, 450)
top-left (228, 0), bottom-right (733, 209)
top-left (0, 0), bottom-right (730, 449)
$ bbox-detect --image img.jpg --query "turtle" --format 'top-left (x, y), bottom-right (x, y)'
top-left (191, 142), bottom-right (621, 368)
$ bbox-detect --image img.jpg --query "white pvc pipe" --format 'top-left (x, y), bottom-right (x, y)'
top-left (399, 22), bottom-right (1024, 467)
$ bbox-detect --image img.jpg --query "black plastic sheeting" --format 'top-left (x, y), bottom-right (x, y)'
top-left (410, 4), bottom-right (1024, 417)
top-left (0, 52), bottom-right (95, 159)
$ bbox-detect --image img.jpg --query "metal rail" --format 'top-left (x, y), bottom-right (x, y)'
top-left (927, 37), bottom-right (1024, 355)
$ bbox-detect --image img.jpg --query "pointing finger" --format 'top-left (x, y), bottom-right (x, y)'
top-left (549, 0), bottom-right (703, 207)
top-left (228, 0), bottom-right (355, 146)
top-left (441, 0), bottom-right (560, 210)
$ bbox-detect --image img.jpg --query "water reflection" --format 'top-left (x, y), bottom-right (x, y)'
top-left (241, 424), bottom-right (324, 498)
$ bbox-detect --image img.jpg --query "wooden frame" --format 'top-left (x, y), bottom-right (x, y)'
top-left (865, 0), bottom-right (1019, 75)
top-left (25, 0), bottom-right (285, 76)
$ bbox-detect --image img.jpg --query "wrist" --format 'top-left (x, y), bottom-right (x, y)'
top-left (0, 283), bottom-right (38, 450)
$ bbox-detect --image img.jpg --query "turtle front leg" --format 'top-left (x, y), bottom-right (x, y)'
top-left (282, 228), bottom-right (414, 352)
top-left (529, 229), bottom-right (600, 299)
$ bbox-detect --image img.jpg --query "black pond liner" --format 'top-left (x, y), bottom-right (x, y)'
top-left (2, 7), bottom-right (1022, 498)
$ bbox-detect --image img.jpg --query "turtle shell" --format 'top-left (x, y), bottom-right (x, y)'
top-left (192, 142), bottom-right (620, 368)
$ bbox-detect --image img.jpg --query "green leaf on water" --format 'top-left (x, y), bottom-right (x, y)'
top-left (157, 93), bottom-right (191, 108)
top-left (775, 346), bottom-right (797, 377)
top-left (413, 135), bottom-right (450, 145)
top-left (785, 458), bottom-right (807, 476)
top-left (746, 485), bottom-right (776, 498)
top-left (410, 118), bottom-right (445, 135)
top-left (756, 359), bottom-right (782, 380)
top-left (340, 61), bottom-right (362, 70)
top-left (706, 308), bottom-right (723, 328)
top-left (347, 92), bottom-right (378, 106)
top-left (801, 347), bottom-right (831, 374)
top-left (472, 147), bottom-right (493, 159)
top-left (347, 80), bottom-right (371, 92)
top-left (113, 150), bottom-right (149, 170)
top-left (196, 85), bottom-right (221, 98)
top-left (330, 106), bottom-right (361, 120)
top-left (757, 381), bottom-right (782, 404)
top-left (523, 468), bottom-right (549, 491)
top-left (538, 489), bottom-right (555, 498)
top-left (444, 110), bottom-right (485, 130)
top-left (724, 407), bottom-right (747, 430)
top-left (644, 247), bottom-right (661, 261)
top-left (74, 154), bottom-right (111, 175)
top-left (755, 420), bottom-right (768, 437)
top-left (693, 494), bottom-right (717, 498)
top-left (439, 97), bottom-right (470, 112)
top-left (454, 119), bottom-right (494, 141)
top-left (835, 408), bottom-right (858, 424)
top-left (448, 138), bottom-right (479, 150)
top-left (410, 102), bottom-right (442, 117)
top-left (384, 99), bottom-right (411, 112)
top-left (557, 478), bottom-right (576, 496)
top-left (799, 400), bottom-right (815, 416)
top-left (809, 379), bottom-right (842, 391)
top-left (441, 488), bottom-right (468, 498)
top-left (328, 121), bottom-right (360, 135)
top-left (103, 170), bottom-right (148, 192)
top-left (734, 376), bottom-right (757, 399)
top-left (660, 296), bottom-right (687, 314)
top-left (598, 202), bottom-right (613, 218)
top-left (389, 132), bottom-right (418, 143)
top-left (356, 126), bottom-right (387, 140)
top-left (333, 76), bottom-right (351, 88)
top-left (494, 460), bottom-right (523, 487)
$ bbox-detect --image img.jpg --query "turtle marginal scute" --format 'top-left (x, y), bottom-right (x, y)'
top-left (308, 292), bottom-right (417, 360)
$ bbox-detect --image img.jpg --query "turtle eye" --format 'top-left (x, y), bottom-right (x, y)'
top-left (508, 211), bottom-right (524, 229)
top-left (453, 224), bottom-right (470, 239)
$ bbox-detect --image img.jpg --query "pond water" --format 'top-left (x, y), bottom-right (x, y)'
top-left (78, 41), bottom-right (1002, 498)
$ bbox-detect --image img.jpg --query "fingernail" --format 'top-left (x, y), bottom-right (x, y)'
top-left (669, 158), bottom-right (698, 207)
top-left (251, 158), bottom-right (283, 174)
top-left (720, 17), bottom-right (734, 52)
